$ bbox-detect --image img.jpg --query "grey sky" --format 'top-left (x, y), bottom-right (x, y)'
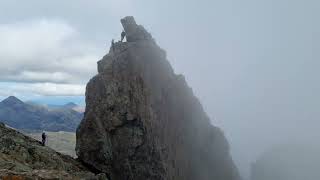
top-left (0, 0), bottom-right (319, 179)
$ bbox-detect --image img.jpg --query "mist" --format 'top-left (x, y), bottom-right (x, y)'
top-left (144, 1), bottom-right (320, 179)
top-left (0, 0), bottom-right (320, 179)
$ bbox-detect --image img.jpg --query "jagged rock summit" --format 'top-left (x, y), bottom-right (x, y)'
top-left (76, 16), bottom-right (240, 180)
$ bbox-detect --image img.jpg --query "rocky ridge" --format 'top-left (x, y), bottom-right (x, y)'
top-left (76, 16), bottom-right (240, 180)
top-left (0, 122), bottom-right (106, 180)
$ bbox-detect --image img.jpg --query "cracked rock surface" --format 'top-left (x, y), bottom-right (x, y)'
top-left (76, 16), bottom-right (240, 180)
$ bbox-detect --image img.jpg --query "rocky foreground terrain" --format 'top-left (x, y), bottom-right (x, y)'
top-left (27, 131), bottom-right (76, 157)
top-left (76, 16), bottom-right (240, 180)
top-left (0, 122), bottom-right (106, 179)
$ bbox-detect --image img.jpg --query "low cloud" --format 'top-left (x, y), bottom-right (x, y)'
top-left (0, 19), bottom-right (101, 84)
top-left (0, 83), bottom-right (85, 96)
top-left (22, 83), bottom-right (85, 96)
top-left (0, 18), bottom-right (103, 96)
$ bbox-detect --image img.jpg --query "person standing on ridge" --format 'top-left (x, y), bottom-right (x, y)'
top-left (42, 132), bottom-right (47, 146)
top-left (121, 30), bottom-right (126, 42)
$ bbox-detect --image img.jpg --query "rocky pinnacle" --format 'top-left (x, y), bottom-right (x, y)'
top-left (76, 16), bottom-right (240, 180)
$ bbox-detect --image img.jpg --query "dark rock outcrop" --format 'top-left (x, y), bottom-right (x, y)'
top-left (0, 122), bottom-right (107, 180)
top-left (76, 16), bottom-right (240, 180)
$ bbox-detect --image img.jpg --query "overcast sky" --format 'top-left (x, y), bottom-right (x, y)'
top-left (0, 0), bottom-right (319, 179)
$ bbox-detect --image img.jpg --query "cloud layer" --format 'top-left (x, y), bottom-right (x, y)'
top-left (0, 82), bottom-right (85, 97)
top-left (0, 19), bottom-right (104, 96)
top-left (0, 19), bottom-right (101, 84)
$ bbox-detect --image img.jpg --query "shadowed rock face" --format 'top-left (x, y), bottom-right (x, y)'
top-left (76, 16), bottom-right (240, 180)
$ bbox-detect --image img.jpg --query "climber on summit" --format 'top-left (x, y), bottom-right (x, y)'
top-left (121, 30), bottom-right (126, 42)
top-left (111, 39), bottom-right (115, 52)
top-left (42, 132), bottom-right (47, 146)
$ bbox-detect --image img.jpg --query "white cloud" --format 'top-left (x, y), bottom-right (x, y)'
top-left (25, 83), bottom-right (85, 96)
top-left (4, 71), bottom-right (74, 83)
top-left (0, 3), bottom-right (135, 97)
top-left (0, 19), bottom-right (101, 84)
top-left (1, 83), bottom-right (85, 96)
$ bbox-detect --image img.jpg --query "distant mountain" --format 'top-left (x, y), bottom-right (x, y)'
top-left (2, 96), bottom-right (24, 106)
top-left (60, 102), bottom-right (85, 113)
top-left (26, 101), bottom-right (85, 113)
top-left (0, 96), bottom-right (83, 132)
top-left (62, 102), bottom-right (78, 109)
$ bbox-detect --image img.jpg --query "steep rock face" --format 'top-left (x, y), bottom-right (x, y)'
top-left (0, 122), bottom-right (107, 180)
top-left (76, 16), bottom-right (240, 180)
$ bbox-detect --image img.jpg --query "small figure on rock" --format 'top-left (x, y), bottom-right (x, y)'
top-left (121, 30), bottom-right (126, 42)
top-left (111, 39), bottom-right (115, 53)
top-left (42, 132), bottom-right (47, 146)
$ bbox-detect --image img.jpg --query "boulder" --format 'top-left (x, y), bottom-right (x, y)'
top-left (76, 16), bottom-right (240, 180)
